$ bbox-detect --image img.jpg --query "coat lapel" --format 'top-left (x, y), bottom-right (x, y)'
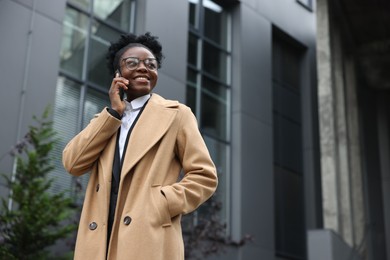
top-left (120, 94), bottom-right (178, 178)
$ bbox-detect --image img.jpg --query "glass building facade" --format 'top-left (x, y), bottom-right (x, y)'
top-left (51, 0), bottom-right (136, 198)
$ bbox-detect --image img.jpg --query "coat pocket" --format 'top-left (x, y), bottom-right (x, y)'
top-left (151, 184), bottom-right (172, 227)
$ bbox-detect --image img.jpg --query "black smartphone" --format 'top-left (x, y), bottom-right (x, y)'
top-left (115, 70), bottom-right (124, 101)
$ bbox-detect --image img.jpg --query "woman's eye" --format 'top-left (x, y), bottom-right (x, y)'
top-left (127, 61), bottom-right (138, 67)
top-left (148, 63), bottom-right (156, 69)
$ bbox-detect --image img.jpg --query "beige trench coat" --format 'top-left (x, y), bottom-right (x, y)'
top-left (62, 94), bottom-right (218, 260)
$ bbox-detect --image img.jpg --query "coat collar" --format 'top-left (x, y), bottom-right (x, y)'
top-left (120, 93), bottom-right (179, 177)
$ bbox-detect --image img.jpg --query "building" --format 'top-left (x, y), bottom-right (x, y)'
top-left (313, 0), bottom-right (390, 259)
top-left (0, 0), bottom-right (388, 259)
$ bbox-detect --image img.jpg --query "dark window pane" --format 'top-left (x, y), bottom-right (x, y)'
top-left (202, 76), bottom-right (227, 100)
top-left (203, 1), bottom-right (228, 48)
top-left (273, 35), bottom-right (305, 259)
top-left (274, 166), bottom-right (305, 258)
top-left (187, 68), bottom-right (198, 86)
top-left (201, 92), bottom-right (228, 141)
top-left (189, 0), bottom-right (197, 28)
top-left (186, 85), bottom-right (196, 113)
top-left (187, 33), bottom-right (198, 67)
top-left (274, 114), bottom-right (303, 173)
top-left (273, 83), bottom-right (301, 123)
top-left (202, 42), bottom-right (228, 83)
top-left (273, 39), bottom-right (301, 90)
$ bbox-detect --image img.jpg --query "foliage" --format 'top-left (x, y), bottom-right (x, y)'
top-left (184, 196), bottom-right (253, 259)
top-left (0, 107), bottom-right (76, 260)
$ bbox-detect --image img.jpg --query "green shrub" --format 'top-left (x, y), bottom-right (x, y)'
top-left (0, 107), bottom-right (76, 260)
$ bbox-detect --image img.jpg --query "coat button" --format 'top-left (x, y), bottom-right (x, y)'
top-left (89, 222), bottom-right (97, 230)
top-left (123, 216), bottom-right (132, 225)
top-left (96, 184), bottom-right (100, 192)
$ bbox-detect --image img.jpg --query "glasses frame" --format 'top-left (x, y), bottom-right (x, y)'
top-left (121, 56), bottom-right (158, 71)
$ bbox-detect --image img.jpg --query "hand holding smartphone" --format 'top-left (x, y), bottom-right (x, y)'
top-left (115, 70), bottom-right (124, 101)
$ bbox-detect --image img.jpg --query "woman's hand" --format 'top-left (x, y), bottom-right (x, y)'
top-left (108, 72), bottom-right (129, 116)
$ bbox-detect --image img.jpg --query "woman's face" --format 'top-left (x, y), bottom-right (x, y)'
top-left (119, 46), bottom-right (158, 101)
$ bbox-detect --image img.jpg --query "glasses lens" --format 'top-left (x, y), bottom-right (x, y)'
top-left (125, 57), bottom-right (138, 70)
top-left (145, 59), bottom-right (158, 70)
top-left (124, 57), bottom-right (158, 70)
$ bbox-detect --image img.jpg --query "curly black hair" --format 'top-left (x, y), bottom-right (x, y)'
top-left (106, 32), bottom-right (164, 76)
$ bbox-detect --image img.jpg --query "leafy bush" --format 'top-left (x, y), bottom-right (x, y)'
top-left (0, 108), bottom-right (76, 260)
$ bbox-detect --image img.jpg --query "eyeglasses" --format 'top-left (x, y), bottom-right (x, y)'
top-left (121, 57), bottom-right (158, 71)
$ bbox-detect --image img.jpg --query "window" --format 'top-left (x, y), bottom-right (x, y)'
top-left (51, 0), bottom-right (135, 199)
top-left (297, 0), bottom-right (312, 10)
top-left (186, 0), bottom-right (231, 228)
top-left (273, 32), bottom-right (306, 259)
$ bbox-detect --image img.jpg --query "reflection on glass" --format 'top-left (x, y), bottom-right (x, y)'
top-left (187, 68), bottom-right (198, 85)
top-left (202, 76), bottom-right (227, 99)
top-left (187, 33), bottom-right (198, 67)
top-left (60, 8), bottom-right (88, 79)
top-left (202, 0), bottom-right (222, 12)
top-left (202, 42), bottom-right (228, 83)
top-left (188, 0), bottom-right (198, 28)
top-left (68, 0), bottom-right (91, 10)
top-left (88, 21), bottom-right (121, 87)
top-left (203, 1), bottom-right (227, 47)
top-left (94, 0), bottom-right (132, 31)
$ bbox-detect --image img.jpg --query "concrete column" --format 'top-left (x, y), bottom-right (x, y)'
top-left (344, 58), bottom-right (366, 254)
top-left (317, 0), bottom-right (367, 253)
top-left (332, 25), bottom-right (354, 245)
top-left (316, 0), bottom-right (340, 232)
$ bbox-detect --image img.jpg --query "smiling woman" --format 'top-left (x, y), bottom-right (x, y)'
top-left (62, 32), bottom-right (218, 260)
top-left (112, 46), bottom-right (158, 103)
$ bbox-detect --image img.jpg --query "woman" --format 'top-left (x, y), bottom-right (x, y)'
top-left (62, 32), bottom-right (218, 260)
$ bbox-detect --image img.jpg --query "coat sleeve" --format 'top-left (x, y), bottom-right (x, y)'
top-left (62, 108), bottom-right (121, 176)
top-left (161, 106), bottom-right (218, 217)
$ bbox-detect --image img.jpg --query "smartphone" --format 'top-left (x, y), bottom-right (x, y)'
top-left (115, 70), bottom-right (124, 101)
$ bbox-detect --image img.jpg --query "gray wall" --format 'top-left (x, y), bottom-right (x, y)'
top-left (227, 0), bottom-right (317, 259)
top-left (0, 0), bottom-right (66, 200)
top-left (308, 230), bottom-right (361, 260)
top-left (231, 4), bottom-right (274, 259)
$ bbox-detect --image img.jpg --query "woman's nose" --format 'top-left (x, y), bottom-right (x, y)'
top-left (136, 61), bottom-right (148, 71)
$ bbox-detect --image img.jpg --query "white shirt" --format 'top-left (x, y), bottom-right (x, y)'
top-left (118, 94), bottom-right (150, 159)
